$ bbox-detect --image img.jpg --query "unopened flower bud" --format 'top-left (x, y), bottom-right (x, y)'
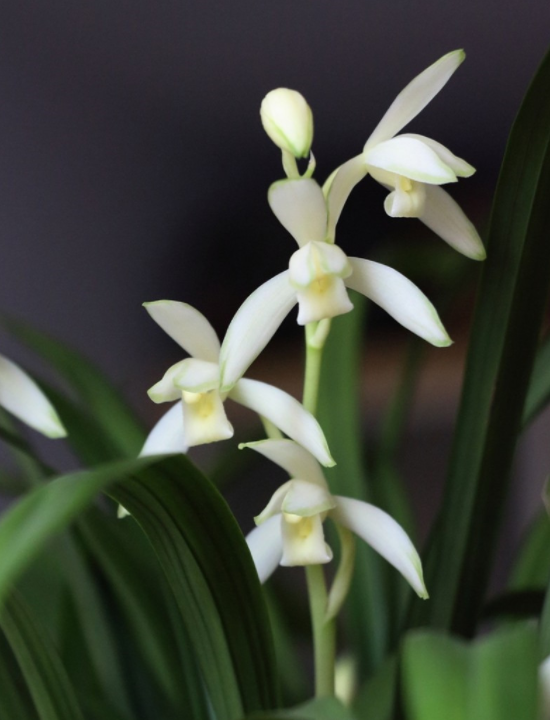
top-left (260, 88), bottom-right (313, 158)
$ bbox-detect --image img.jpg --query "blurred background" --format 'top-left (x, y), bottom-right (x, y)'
top-left (0, 0), bottom-right (549, 585)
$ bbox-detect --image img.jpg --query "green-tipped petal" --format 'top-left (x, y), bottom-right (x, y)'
top-left (325, 155), bottom-right (368, 241)
top-left (144, 300), bottom-right (220, 361)
top-left (420, 185), bottom-right (486, 260)
top-left (365, 49), bottom-right (465, 148)
top-left (219, 271), bottom-right (297, 391)
top-left (268, 179), bottom-right (328, 246)
top-left (0, 354), bottom-right (66, 438)
top-left (400, 134), bottom-right (476, 177)
top-left (241, 438), bottom-right (328, 487)
top-left (365, 137), bottom-right (457, 185)
top-left (345, 258), bottom-right (452, 347)
top-left (229, 378), bottom-right (335, 466)
top-left (332, 496), bottom-right (428, 599)
top-left (139, 402), bottom-right (188, 456)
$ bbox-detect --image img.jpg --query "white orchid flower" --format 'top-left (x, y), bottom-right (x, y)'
top-left (219, 177), bottom-right (450, 391)
top-left (325, 50), bottom-right (485, 261)
top-left (141, 300), bottom-right (334, 467)
top-left (245, 439), bottom-right (428, 602)
top-left (0, 353), bottom-right (66, 438)
top-left (540, 656), bottom-right (550, 720)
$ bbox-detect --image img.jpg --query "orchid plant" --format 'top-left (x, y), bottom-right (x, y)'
top-left (1, 45), bottom-right (550, 720)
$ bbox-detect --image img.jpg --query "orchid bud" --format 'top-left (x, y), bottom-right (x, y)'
top-left (260, 88), bottom-right (313, 158)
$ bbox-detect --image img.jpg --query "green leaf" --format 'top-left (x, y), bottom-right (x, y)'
top-left (78, 508), bottom-right (209, 719)
top-left (411, 45), bottom-right (550, 634)
top-left (317, 294), bottom-right (388, 675)
top-left (403, 624), bottom-right (539, 720)
top-left (109, 454), bottom-right (279, 720)
top-left (522, 332), bottom-right (550, 428)
top-left (0, 456), bottom-right (170, 606)
top-left (403, 631), bottom-right (469, 720)
top-left (353, 656), bottom-right (397, 720)
top-left (245, 696), bottom-right (357, 719)
top-left (4, 319), bottom-right (145, 457)
top-left (509, 511), bottom-right (550, 590)
top-left (468, 623), bottom-right (539, 720)
top-left (0, 633), bottom-right (37, 719)
top-left (0, 591), bottom-right (85, 720)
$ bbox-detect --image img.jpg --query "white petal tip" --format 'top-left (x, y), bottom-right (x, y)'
top-left (117, 504), bottom-right (131, 519)
top-left (432, 335), bottom-right (453, 348)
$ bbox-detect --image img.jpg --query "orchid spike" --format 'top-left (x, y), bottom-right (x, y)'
top-left (219, 177), bottom-right (450, 390)
top-left (0, 353), bottom-right (66, 438)
top-left (244, 439), bottom-right (428, 600)
top-left (326, 50), bottom-right (485, 260)
top-left (142, 300), bottom-right (334, 467)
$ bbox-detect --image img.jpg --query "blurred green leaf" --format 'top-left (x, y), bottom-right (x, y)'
top-left (353, 655), bottom-right (397, 720)
top-left (110, 454), bottom-right (279, 720)
top-left (0, 633), bottom-right (37, 719)
top-left (78, 508), bottom-right (209, 719)
top-left (403, 631), bottom-right (468, 720)
top-left (509, 511), bottom-right (550, 591)
top-left (0, 591), bottom-right (85, 720)
top-left (246, 696), bottom-right (357, 719)
top-left (411, 45), bottom-right (550, 634)
top-left (522, 332), bottom-right (550, 428)
top-left (0, 457), bottom-right (167, 607)
top-left (403, 624), bottom-right (539, 720)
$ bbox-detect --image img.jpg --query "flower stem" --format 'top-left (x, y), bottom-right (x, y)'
top-left (306, 564), bottom-right (336, 697)
top-left (302, 320), bottom-right (336, 697)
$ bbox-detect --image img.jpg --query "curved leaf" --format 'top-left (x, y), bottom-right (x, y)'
top-left (109, 454), bottom-right (279, 720)
top-left (0, 591), bottom-right (84, 720)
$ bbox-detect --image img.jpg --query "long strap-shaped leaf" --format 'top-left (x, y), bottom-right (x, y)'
top-left (0, 456), bottom-right (171, 606)
top-left (410, 46), bottom-right (550, 634)
top-left (109, 454), bottom-right (279, 720)
top-left (0, 591), bottom-right (85, 720)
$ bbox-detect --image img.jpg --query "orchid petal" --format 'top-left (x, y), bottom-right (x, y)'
top-left (400, 134), bottom-right (475, 177)
top-left (420, 185), bottom-right (486, 260)
top-left (174, 358), bottom-right (220, 392)
top-left (365, 137), bottom-right (457, 185)
top-left (281, 513), bottom-right (332, 566)
top-left (147, 359), bottom-right (189, 403)
top-left (332, 496), bottom-right (428, 598)
top-left (144, 301), bottom-right (220, 362)
top-left (325, 155), bottom-right (368, 242)
top-left (255, 481), bottom-right (293, 524)
top-left (240, 438), bottom-right (328, 487)
top-left (268, 179), bottom-right (327, 246)
top-left (181, 390), bottom-right (233, 447)
top-left (0, 354), bottom-right (66, 438)
top-left (281, 479), bottom-right (336, 516)
top-left (365, 50), bottom-right (465, 148)
top-left (246, 515), bottom-right (283, 583)
top-left (289, 241), bottom-right (352, 287)
top-left (219, 271), bottom-right (297, 391)
top-left (229, 378), bottom-right (335, 466)
top-left (139, 402), bottom-right (188, 456)
top-left (345, 258), bottom-right (452, 347)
